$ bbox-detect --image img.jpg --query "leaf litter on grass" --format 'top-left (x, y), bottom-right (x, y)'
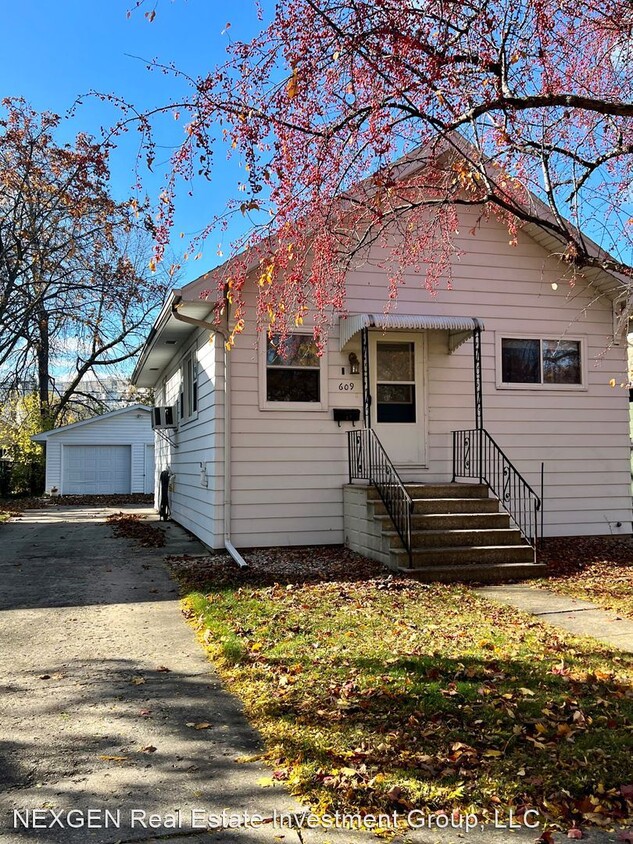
top-left (537, 536), bottom-right (633, 620)
top-left (169, 545), bottom-right (633, 831)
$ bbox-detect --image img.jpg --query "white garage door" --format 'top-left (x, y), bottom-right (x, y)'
top-left (62, 445), bottom-right (132, 495)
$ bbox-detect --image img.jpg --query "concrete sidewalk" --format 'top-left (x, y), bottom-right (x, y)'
top-left (475, 584), bottom-right (633, 652)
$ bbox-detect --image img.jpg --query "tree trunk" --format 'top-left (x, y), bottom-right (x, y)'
top-left (35, 302), bottom-right (51, 431)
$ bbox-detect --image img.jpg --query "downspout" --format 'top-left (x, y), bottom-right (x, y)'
top-left (170, 298), bottom-right (248, 568)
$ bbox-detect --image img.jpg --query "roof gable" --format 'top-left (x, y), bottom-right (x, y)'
top-left (32, 405), bottom-right (152, 441)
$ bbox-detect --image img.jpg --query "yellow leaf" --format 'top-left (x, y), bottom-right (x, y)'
top-left (286, 68), bottom-right (299, 99)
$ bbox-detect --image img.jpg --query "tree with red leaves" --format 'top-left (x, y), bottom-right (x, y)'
top-left (135, 0), bottom-right (633, 347)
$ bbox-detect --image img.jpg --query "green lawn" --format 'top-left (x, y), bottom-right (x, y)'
top-left (171, 548), bottom-right (633, 831)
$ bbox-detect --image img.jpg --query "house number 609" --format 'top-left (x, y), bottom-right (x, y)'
top-left (338, 382), bottom-right (355, 391)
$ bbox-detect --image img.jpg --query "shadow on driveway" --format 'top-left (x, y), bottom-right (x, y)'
top-left (0, 507), bottom-right (203, 611)
top-left (0, 508), bottom-right (306, 843)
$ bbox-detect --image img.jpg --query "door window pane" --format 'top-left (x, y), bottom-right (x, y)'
top-left (376, 341), bottom-right (416, 423)
top-left (377, 343), bottom-right (414, 381)
top-left (377, 384), bottom-right (415, 404)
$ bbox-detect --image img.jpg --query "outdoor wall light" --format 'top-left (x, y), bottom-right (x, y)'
top-left (348, 352), bottom-right (360, 375)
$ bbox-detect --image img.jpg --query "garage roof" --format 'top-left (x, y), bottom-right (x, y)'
top-left (31, 405), bottom-right (151, 442)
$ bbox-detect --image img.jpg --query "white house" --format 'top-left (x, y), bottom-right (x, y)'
top-left (32, 405), bottom-right (155, 496)
top-left (131, 203), bottom-right (632, 581)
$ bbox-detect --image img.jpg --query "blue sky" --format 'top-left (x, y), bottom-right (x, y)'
top-left (0, 0), bottom-right (266, 284)
top-left (2, 3), bottom-right (630, 281)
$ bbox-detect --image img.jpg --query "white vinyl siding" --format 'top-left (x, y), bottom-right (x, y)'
top-left (153, 334), bottom-right (222, 549)
top-left (169, 206), bottom-right (631, 544)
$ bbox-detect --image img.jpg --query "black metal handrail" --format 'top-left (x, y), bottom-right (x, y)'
top-left (348, 428), bottom-right (413, 566)
top-left (452, 428), bottom-right (541, 547)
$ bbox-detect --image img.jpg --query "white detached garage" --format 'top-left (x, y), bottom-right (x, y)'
top-left (32, 405), bottom-right (154, 496)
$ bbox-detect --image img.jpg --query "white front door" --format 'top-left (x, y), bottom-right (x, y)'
top-left (370, 333), bottom-right (426, 467)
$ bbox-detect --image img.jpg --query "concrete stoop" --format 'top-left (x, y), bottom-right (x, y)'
top-left (343, 482), bottom-right (546, 583)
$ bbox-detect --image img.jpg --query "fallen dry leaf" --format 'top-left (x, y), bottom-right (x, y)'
top-left (140, 745), bottom-right (157, 753)
top-left (130, 676), bottom-right (146, 685)
top-left (106, 511), bottom-right (166, 547)
top-left (567, 828), bottom-right (583, 839)
top-left (186, 722), bottom-right (212, 730)
top-left (98, 755), bottom-right (127, 762)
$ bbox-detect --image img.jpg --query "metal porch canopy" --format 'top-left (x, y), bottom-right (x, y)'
top-left (339, 313), bottom-right (484, 353)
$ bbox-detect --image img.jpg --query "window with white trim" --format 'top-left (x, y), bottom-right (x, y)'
top-left (260, 333), bottom-right (328, 410)
top-left (180, 352), bottom-right (198, 420)
top-left (499, 336), bottom-right (583, 387)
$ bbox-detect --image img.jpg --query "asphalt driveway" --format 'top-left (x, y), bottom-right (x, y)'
top-left (0, 506), bottom-right (313, 844)
top-left (0, 507), bottom-right (623, 844)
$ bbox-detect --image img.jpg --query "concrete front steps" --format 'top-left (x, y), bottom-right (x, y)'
top-left (343, 482), bottom-right (546, 583)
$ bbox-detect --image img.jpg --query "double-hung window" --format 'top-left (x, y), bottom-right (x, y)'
top-left (261, 333), bottom-right (327, 409)
top-left (180, 352), bottom-right (198, 421)
top-left (498, 336), bottom-right (583, 388)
